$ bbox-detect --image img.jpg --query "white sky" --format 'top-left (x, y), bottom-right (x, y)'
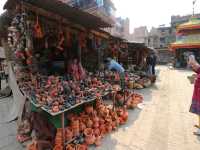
top-left (1, 0), bottom-right (200, 33)
top-left (113, 0), bottom-right (200, 33)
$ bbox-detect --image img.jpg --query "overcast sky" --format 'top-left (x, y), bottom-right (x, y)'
top-left (1, 0), bottom-right (200, 33)
top-left (113, 0), bottom-right (200, 32)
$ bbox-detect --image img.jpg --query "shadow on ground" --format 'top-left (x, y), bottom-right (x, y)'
top-left (89, 72), bottom-right (162, 150)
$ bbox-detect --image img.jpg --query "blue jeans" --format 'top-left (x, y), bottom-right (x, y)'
top-left (148, 65), bottom-right (153, 75)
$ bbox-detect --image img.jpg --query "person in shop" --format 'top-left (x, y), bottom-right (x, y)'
top-left (104, 58), bottom-right (125, 89)
top-left (188, 55), bottom-right (200, 136)
top-left (68, 58), bottom-right (86, 81)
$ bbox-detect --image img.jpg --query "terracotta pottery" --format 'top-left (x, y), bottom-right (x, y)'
top-left (95, 136), bottom-right (102, 147)
top-left (55, 137), bottom-right (62, 146)
top-left (71, 120), bottom-right (79, 129)
top-left (76, 144), bottom-right (88, 150)
top-left (79, 122), bottom-right (86, 131)
top-left (106, 124), bottom-right (113, 133)
top-left (73, 127), bottom-right (80, 137)
top-left (123, 110), bottom-right (128, 122)
top-left (85, 135), bottom-right (95, 145)
top-left (112, 121), bottom-right (117, 130)
top-left (84, 128), bottom-right (93, 137)
top-left (85, 105), bottom-right (94, 114)
top-left (94, 128), bottom-right (100, 137)
top-left (99, 125), bottom-right (106, 135)
top-left (119, 117), bottom-right (125, 125)
top-left (67, 113), bottom-right (75, 121)
top-left (93, 121), bottom-right (99, 128)
top-left (65, 128), bottom-right (73, 141)
top-left (99, 118), bottom-right (105, 125)
top-left (54, 145), bottom-right (63, 150)
top-left (93, 116), bottom-right (99, 122)
top-left (86, 119), bottom-right (93, 128)
top-left (66, 144), bottom-right (75, 150)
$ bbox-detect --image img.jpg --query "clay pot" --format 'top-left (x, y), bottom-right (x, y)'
top-left (105, 117), bottom-right (112, 124)
top-left (65, 128), bottom-right (73, 141)
top-left (112, 121), bottom-right (117, 130)
top-left (55, 137), bottom-right (62, 146)
top-left (67, 113), bottom-right (75, 121)
top-left (79, 122), bottom-right (86, 131)
top-left (119, 117), bottom-right (125, 125)
top-left (106, 124), bottom-right (113, 133)
top-left (95, 136), bottom-right (102, 147)
top-left (54, 145), bottom-right (63, 150)
top-left (117, 109), bottom-right (124, 117)
top-left (52, 106), bottom-right (59, 113)
top-left (85, 106), bottom-right (93, 114)
top-left (73, 127), bottom-right (80, 137)
top-left (86, 119), bottom-right (93, 128)
top-left (71, 120), bottom-right (79, 129)
top-left (99, 125), bottom-right (106, 135)
top-left (66, 144), bottom-right (75, 150)
top-left (85, 135), bottom-right (95, 145)
top-left (123, 110), bottom-right (128, 122)
top-left (93, 116), bottom-right (99, 122)
top-left (94, 128), bottom-right (100, 137)
top-left (84, 128), bottom-right (95, 145)
top-left (93, 121), bottom-right (99, 128)
top-left (84, 128), bottom-right (93, 137)
top-left (99, 118), bottom-right (105, 125)
top-left (76, 144), bottom-right (88, 150)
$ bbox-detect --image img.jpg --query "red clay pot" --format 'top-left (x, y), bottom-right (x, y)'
top-left (85, 135), bottom-right (95, 145)
top-left (54, 145), bottom-right (63, 150)
top-left (76, 144), bottom-right (88, 150)
top-left (84, 128), bottom-right (93, 137)
top-left (86, 119), bottom-right (93, 128)
top-left (85, 106), bottom-right (93, 114)
top-left (65, 128), bottom-right (73, 141)
top-left (66, 144), bottom-right (75, 150)
top-left (79, 122), bottom-right (86, 132)
top-left (95, 136), bottom-right (102, 147)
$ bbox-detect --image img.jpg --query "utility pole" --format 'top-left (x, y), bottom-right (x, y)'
top-left (193, 0), bottom-right (197, 16)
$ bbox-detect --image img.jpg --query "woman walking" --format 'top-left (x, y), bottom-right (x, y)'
top-left (188, 56), bottom-right (200, 135)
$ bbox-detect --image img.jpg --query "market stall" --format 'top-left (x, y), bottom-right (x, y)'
top-left (4, 0), bottom-right (144, 150)
top-left (170, 17), bottom-right (200, 68)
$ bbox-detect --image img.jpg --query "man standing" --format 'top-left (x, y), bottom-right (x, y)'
top-left (146, 54), bottom-right (153, 75)
top-left (104, 58), bottom-right (125, 89)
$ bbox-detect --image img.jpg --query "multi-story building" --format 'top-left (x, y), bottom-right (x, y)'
top-left (109, 17), bottom-right (130, 39)
top-left (146, 26), bottom-right (174, 64)
top-left (171, 14), bottom-right (200, 43)
top-left (146, 26), bottom-right (172, 49)
top-left (64, 0), bottom-right (132, 40)
top-left (65, 0), bottom-right (116, 25)
top-left (147, 27), bottom-right (160, 48)
top-left (130, 26), bottom-right (148, 43)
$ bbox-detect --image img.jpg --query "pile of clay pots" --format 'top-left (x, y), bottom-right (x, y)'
top-left (54, 99), bottom-right (129, 150)
top-left (115, 91), bottom-right (143, 109)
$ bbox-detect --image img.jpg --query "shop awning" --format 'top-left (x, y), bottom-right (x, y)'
top-left (170, 42), bottom-right (200, 51)
top-left (4, 0), bottom-right (112, 29)
top-left (177, 17), bottom-right (200, 33)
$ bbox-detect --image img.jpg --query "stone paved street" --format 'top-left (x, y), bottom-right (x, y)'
top-left (0, 66), bottom-right (200, 150)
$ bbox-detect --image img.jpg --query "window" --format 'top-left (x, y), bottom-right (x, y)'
top-left (160, 37), bottom-right (165, 43)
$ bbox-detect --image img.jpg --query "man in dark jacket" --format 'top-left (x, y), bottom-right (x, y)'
top-left (146, 55), bottom-right (153, 75)
top-left (152, 54), bottom-right (157, 75)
